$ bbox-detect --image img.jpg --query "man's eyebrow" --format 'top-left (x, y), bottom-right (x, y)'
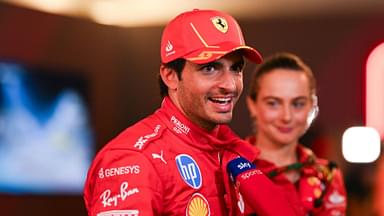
top-left (198, 61), bottom-right (222, 68)
top-left (197, 58), bottom-right (245, 68)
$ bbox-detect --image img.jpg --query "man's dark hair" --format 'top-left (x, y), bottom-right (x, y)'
top-left (159, 58), bottom-right (186, 97)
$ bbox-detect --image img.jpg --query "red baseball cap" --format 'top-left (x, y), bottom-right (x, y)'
top-left (160, 9), bottom-right (262, 64)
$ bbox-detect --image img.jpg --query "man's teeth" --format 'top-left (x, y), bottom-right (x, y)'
top-left (211, 98), bottom-right (231, 104)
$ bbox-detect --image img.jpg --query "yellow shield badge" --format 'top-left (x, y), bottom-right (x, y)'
top-left (211, 17), bottom-right (228, 33)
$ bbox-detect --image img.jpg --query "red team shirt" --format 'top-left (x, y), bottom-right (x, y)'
top-left (84, 97), bottom-right (261, 216)
top-left (84, 96), bottom-right (343, 216)
top-left (246, 136), bottom-right (347, 216)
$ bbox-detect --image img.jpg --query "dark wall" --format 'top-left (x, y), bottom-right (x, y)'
top-left (235, 14), bottom-right (384, 139)
top-left (0, 2), bottom-right (383, 215)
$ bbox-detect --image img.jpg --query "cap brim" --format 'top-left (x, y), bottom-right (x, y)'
top-left (184, 43), bottom-right (262, 64)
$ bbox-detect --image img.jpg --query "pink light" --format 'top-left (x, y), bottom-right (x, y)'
top-left (366, 42), bottom-right (384, 140)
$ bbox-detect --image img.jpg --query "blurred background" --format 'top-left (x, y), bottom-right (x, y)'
top-left (0, 0), bottom-right (384, 215)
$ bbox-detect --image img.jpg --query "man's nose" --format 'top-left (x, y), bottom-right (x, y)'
top-left (218, 70), bottom-right (237, 92)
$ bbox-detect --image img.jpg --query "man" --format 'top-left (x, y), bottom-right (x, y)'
top-left (84, 9), bottom-right (293, 216)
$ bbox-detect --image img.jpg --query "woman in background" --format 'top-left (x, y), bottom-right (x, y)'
top-left (245, 52), bottom-right (347, 215)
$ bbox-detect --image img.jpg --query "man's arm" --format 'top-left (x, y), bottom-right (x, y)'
top-left (84, 149), bottom-right (163, 216)
top-left (227, 157), bottom-right (299, 216)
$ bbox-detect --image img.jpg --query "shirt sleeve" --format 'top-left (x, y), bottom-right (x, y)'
top-left (84, 149), bottom-right (163, 216)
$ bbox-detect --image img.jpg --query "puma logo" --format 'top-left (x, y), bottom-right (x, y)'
top-left (152, 150), bottom-right (167, 164)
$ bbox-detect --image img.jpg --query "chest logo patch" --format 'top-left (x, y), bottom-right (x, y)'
top-left (186, 193), bottom-right (210, 216)
top-left (175, 154), bottom-right (202, 189)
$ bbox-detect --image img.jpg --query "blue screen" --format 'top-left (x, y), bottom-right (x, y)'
top-left (0, 62), bottom-right (94, 194)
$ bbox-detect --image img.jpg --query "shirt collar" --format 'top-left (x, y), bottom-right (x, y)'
top-left (157, 97), bottom-right (248, 152)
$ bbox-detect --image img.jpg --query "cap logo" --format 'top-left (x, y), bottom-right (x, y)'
top-left (211, 16), bottom-right (228, 33)
top-left (165, 40), bottom-right (175, 56)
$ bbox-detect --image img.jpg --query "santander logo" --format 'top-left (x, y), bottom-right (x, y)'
top-left (165, 40), bottom-right (175, 56)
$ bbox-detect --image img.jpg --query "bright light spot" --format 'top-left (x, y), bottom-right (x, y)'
top-left (88, 0), bottom-right (121, 26)
top-left (366, 42), bottom-right (384, 140)
top-left (88, 0), bottom-right (208, 27)
top-left (342, 126), bottom-right (381, 163)
top-left (7, 0), bottom-right (82, 14)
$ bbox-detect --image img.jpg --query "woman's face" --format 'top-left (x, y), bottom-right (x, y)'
top-left (247, 68), bottom-right (313, 147)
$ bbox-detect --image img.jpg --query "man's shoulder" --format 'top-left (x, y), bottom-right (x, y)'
top-left (83, 116), bottom-right (168, 214)
top-left (104, 114), bottom-right (167, 153)
top-left (85, 115), bottom-right (171, 189)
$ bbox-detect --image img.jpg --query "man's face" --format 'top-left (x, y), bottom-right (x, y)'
top-left (172, 52), bottom-right (245, 131)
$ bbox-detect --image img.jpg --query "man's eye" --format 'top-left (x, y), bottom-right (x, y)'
top-left (231, 64), bottom-right (244, 73)
top-left (201, 65), bottom-right (216, 73)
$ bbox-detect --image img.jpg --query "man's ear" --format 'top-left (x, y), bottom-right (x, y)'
top-left (159, 65), bottom-right (179, 90)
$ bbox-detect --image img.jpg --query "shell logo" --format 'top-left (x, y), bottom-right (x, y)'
top-left (186, 193), bottom-right (210, 216)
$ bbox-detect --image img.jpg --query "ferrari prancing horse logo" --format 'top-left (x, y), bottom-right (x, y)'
top-left (211, 17), bottom-right (228, 33)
